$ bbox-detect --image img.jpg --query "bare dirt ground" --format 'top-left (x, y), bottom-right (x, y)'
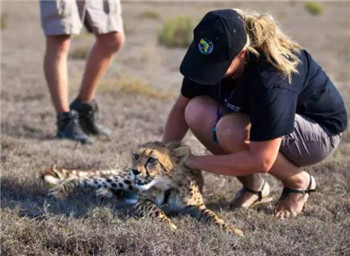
top-left (1, 1), bottom-right (350, 255)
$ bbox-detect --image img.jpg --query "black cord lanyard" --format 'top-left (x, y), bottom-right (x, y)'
top-left (215, 83), bottom-right (223, 124)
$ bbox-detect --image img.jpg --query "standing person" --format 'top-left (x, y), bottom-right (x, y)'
top-left (39, 0), bottom-right (125, 144)
top-left (162, 9), bottom-right (347, 218)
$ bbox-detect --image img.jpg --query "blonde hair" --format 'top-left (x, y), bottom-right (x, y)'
top-left (235, 9), bottom-right (301, 83)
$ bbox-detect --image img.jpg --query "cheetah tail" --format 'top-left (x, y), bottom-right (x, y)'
top-left (40, 166), bottom-right (73, 186)
top-left (40, 166), bottom-right (129, 190)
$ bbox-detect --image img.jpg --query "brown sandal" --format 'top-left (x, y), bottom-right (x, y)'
top-left (275, 174), bottom-right (316, 216)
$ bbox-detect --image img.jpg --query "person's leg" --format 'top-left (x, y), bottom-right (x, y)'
top-left (69, 32), bottom-right (124, 137)
top-left (67, 0), bottom-right (124, 137)
top-left (184, 96), bottom-right (270, 208)
top-left (44, 35), bottom-right (71, 113)
top-left (215, 113), bottom-right (318, 218)
top-left (186, 98), bottom-right (337, 218)
top-left (215, 113), bottom-right (271, 208)
top-left (43, 35), bottom-right (92, 144)
top-left (269, 154), bottom-right (316, 219)
top-left (78, 31), bottom-right (125, 102)
top-left (184, 96), bottom-right (225, 155)
top-left (270, 114), bottom-right (340, 218)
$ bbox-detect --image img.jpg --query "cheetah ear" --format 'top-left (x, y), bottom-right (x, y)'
top-left (165, 141), bottom-right (182, 151)
top-left (166, 142), bottom-right (190, 165)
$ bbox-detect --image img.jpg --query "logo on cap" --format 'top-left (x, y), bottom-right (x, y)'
top-left (198, 38), bottom-right (214, 55)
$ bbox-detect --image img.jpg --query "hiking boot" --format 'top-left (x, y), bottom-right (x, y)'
top-left (70, 98), bottom-right (111, 137)
top-left (56, 110), bottom-right (94, 144)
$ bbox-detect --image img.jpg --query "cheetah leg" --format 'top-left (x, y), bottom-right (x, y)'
top-left (134, 199), bottom-right (177, 231)
top-left (187, 204), bottom-right (244, 236)
top-left (96, 188), bottom-right (114, 199)
top-left (48, 179), bottom-right (77, 199)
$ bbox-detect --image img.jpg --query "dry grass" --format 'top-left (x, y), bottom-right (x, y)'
top-left (99, 74), bottom-right (175, 100)
top-left (158, 16), bottom-right (193, 48)
top-left (1, 131), bottom-right (350, 255)
top-left (69, 45), bottom-right (91, 60)
top-left (2, 2), bottom-right (350, 256)
top-left (304, 1), bottom-right (323, 15)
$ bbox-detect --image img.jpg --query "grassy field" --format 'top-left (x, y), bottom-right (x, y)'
top-left (1, 1), bottom-right (350, 255)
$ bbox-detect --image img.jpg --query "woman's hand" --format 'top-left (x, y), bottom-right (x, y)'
top-left (185, 153), bottom-right (199, 170)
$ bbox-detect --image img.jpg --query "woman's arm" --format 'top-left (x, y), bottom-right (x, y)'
top-left (186, 137), bottom-right (282, 176)
top-left (162, 95), bottom-right (191, 143)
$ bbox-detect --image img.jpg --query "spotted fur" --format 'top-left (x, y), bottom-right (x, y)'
top-left (41, 142), bottom-right (243, 236)
top-left (41, 167), bottom-right (136, 199)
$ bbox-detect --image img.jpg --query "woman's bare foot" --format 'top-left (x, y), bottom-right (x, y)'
top-left (274, 175), bottom-right (316, 219)
top-left (230, 181), bottom-right (273, 209)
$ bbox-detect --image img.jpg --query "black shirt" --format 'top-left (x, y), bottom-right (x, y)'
top-left (181, 50), bottom-right (347, 141)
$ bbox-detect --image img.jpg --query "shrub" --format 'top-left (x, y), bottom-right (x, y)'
top-left (69, 45), bottom-right (90, 59)
top-left (140, 10), bottom-right (161, 20)
top-left (1, 14), bottom-right (8, 30)
top-left (99, 74), bottom-right (175, 100)
top-left (304, 1), bottom-right (323, 15)
top-left (73, 30), bottom-right (92, 39)
top-left (158, 16), bottom-right (193, 48)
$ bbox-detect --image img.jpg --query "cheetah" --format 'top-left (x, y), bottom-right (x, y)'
top-left (41, 141), bottom-right (243, 236)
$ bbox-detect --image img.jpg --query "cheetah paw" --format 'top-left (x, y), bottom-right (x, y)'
top-left (224, 224), bottom-right (244, 237)
top-left (96, 188), bottom-right (114, 199)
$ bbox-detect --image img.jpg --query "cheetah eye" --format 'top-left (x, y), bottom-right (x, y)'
top-left (132, 154), bottom-right (140, 161)
top-left (148, 157), bottom-right (158, 164)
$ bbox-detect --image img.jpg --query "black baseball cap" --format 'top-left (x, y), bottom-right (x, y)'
top-left (180, 9), bottom-right (247, 85)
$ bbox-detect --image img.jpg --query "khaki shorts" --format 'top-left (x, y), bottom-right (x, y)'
top-left (216, 108), bottom-right (342, 167)
top-left (280, 114), bottom-right (342, 167)
top-left (39, 0), bottom-right (123, 36)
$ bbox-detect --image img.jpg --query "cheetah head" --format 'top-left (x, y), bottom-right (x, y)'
top-left (131, 141), bottom-right (190, 191)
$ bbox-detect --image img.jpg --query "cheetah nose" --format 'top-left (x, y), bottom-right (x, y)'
top-left (132, 169), bottom-right (140, 175)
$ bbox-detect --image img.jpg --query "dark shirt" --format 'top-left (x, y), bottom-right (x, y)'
top-left (181, 50), bottom-right (347, 141)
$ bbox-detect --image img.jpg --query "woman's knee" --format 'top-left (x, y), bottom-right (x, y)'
top-left (184, 96), bottom-right (216, 128)
top-left (215, 113), bottom-right (250, 152)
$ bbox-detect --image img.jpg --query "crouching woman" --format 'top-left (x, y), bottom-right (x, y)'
top-left (162, 9), bottom-right (347, 218)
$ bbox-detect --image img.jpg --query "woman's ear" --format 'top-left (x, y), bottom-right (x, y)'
top-left (165, 141), bottom-right (182, 151)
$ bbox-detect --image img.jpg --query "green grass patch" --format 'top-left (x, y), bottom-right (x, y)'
top-left (1, 13), bottom-right (8, 30)
top-left (304, 1), bottom-right (323, 15)
top-left (140, 10), bottom-right (161, 20)
top-left (72, 30), bottom-right (93, 39)
top-left (99, 75), bottom-right (175, 100)
top-left (69, 45), bottom-right (90, 60)
top-left (158, 16), bottom-right (193, 48)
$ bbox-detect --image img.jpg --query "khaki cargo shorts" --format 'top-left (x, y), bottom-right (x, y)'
top-left (217, 109), bottom-right (342, 167)
top-left (280, 114), bottom-right (342, 167)
top-left (39, 0), bottom-right (123, 36)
